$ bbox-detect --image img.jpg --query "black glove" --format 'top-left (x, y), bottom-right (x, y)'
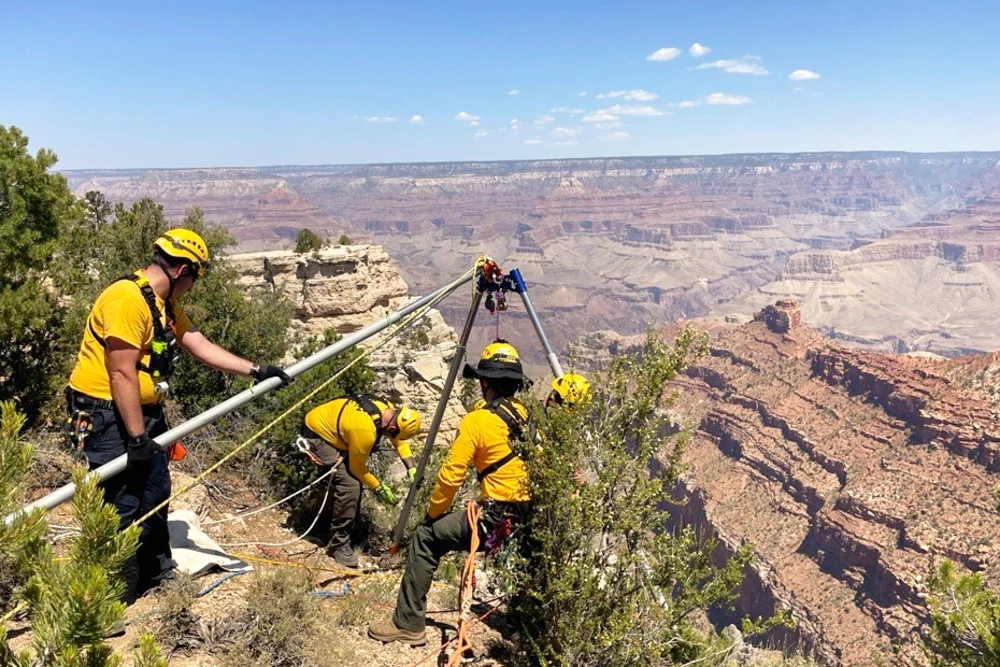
top-left (126, 434), bottom-right (157, 465)
top-left (250, 364), bottom-right (292, 386)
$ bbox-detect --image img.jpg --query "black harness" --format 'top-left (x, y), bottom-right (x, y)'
top-left (476, 397), bottom-right (533, 482)
top-left (335, 393), bottom-right (388, 447)
top-left (88, 273), bottom-right (179, 383)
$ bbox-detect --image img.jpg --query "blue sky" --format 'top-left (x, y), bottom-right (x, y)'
top-left (2, 0), bottom-right (998, 169)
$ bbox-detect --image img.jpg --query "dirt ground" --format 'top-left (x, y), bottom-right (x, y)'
top-left (7, 464), bottom-right (512, 666)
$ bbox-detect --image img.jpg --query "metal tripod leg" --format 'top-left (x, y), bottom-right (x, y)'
top-left (509, 268), bottom-right (564, 378)
top-left (391, 286), bottom-right (484, 548)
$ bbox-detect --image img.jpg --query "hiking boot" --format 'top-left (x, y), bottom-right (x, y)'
top-left (328, 545), bottom-right (359, 569)
top-left (368, 617), bottom-right (426, 646)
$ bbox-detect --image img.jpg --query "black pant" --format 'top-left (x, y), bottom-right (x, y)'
top-left (80, 401), bottom-right (175, 591)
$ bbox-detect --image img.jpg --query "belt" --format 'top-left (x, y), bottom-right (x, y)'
top-left (66, 387), bottom-right (114, 411)
top-left (66, 388), bottom-right (163, 414)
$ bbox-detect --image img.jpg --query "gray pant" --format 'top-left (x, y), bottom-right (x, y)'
top-left (393, 508), bottom-right (485, 632)
top-left (298, 430), bottom-right (362, 553)
top-left (327, 451), bottom-right (361, 553)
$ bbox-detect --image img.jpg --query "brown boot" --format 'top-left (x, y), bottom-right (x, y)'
top-left (368, 617), bottom-right (427, 646)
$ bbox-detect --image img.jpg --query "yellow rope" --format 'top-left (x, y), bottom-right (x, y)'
top-left (135, 265), bottom-right (475, 526)
top-left (228, 551), bottom-right (391, 579)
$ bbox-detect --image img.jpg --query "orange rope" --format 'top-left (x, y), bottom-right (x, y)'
top-left (445, 500), bottom-right (482, 667)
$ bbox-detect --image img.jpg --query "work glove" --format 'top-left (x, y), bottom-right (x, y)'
top-left (250, 364), bottom-right (292, 386)
top-left (407, 467), bottom-right (417, 484)
top-left (126, 433), bottom-right (158, 465)
top-left (374, 483), bottom-right (398, 506)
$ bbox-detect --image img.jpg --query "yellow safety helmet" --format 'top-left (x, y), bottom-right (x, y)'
top-left (153, 228), bottom-right (211, 277)
top-left (462, 339), bottom-right (524, 381)
top-left (550, 373), bottom-right (591, 406)
top-left (391, 406), bottom-right (421, 442)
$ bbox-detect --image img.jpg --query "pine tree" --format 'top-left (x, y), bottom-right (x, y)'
top-left (0, 401), bottom-right (167, 665)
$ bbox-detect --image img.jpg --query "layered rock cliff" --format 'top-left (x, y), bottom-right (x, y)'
top-left (63, 152), bottom-right (1000, 369)
top-left (575, 301), bottom-right (1000, 665)
top-left (227, 245), bottom-right (466, 437)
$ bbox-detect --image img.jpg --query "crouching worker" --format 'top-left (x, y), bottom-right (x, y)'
top-left (66, 229), bottom-right (292, 601)
top-left (369, 340), bottom-right (533, 646)
top-left (296, 394), bottom-right (421, 568)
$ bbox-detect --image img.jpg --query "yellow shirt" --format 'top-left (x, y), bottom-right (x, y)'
top-left (427, 402), bottom-right (531, 519)
top-left (304, 398), bottom-right (413, 490)
top-left (69, 272), bottom-right (194, 405)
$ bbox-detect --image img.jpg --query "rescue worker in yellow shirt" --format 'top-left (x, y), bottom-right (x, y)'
top-left (296, 394), bottom-right (421, 568)
top-left (369, 340), bottom-right (532, 646)
top-left (66, 229), bottom-right (292, 600)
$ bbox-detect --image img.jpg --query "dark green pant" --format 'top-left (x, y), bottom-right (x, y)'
top-left (393, 508), bottom-right (485, 632)
top-left (328, 453), bottom-right (361, 553)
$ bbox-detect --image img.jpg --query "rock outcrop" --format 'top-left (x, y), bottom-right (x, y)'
top-left (576, 301), bottom-right (1000, 665)
top-left (228, 245), bottom-right (466, 438)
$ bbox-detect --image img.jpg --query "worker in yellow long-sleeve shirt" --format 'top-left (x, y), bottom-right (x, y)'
top-left (297, 394), bottom-right (420, 568)
top-left (369, 340), bottom-right (532, 646)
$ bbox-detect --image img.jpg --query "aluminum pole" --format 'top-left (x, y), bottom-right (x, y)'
top-left (509, 268), bottom-right (563, 378)
top-left (392, 285), bottom-right (483, 548)
top-left (8, 273), bottom-right (472, 524)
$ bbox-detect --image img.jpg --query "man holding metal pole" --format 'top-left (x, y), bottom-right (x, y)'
top-left (66, 228), bottom-right (292, 600)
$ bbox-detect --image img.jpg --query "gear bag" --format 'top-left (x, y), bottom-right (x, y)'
top-left (88, 274), bottom-right (179, 385)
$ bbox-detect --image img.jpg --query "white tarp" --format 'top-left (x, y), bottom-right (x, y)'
top-left (167, 509), bottom-right (252, 576)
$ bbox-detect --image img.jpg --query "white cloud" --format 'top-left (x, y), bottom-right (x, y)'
top-left (410, 115), bottom-right (426, 124)
top-left (669, 100), bottom-right (700, 108)
top-left (582, 111), bottom-right (619, 123)
top-left (646, 47), bottom-right (681, 61)
top-left (706, 92), bottom-right (752, 105)
top-left (793, 86), bottom-right (804, 92)
top-left (693, 57), bottom-right (769, 75)
top-left (454, 111), bottom-right (481, 123)
top-left (363, 116), bottom-right (397, 123)
top-left (595, 120), bottom-right (623, 129)
top-left (605, 131), bottom-right (630, 141)
top-left (689, 43), bottom-right (711, 57)
top-left (596, 89), bottom-right (658, 101)
top-left (523, 139), bottom-right (544, 145)
top-left (554, 141), bottom-right (578, 146)
top-left (473, 129), bottom-right (488, 141)
top-left (534, 114), bottom-right (556, 126)
top-left (470, 120), bottom-right (480, 126)
top-left (551, 106), bottom-right (587, 114)
top-left (788, 69), bottom-right (821, 80)
top-left (605, 104), bottom-right (665, 116)
top-left (578, 91), bottom-right (587, 97)
top-left (507, 89), bottom-right (520, 95)
top-left (551, 126), bottom-right (582, 137)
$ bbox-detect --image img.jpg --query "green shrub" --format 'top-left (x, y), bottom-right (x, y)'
top-left (294, 228), bottom-right (325, 254)
top-left (498, 329), bottom-right (768, 666)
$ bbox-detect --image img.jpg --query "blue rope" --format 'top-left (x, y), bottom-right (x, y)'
top-left (197, 570), bottom-right (248, 597)
top-left (310, 582), bottom-right (350, 598)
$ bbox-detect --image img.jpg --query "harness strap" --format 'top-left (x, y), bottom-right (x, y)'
top-left (86, 274), bottom-right (177, 377)
top-left (334, 394), bottom-right (386, 449)
top-left (476, 397), bottom-right (529, 482)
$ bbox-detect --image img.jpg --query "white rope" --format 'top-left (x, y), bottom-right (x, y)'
top-left (201, 465), bottom-right (337, 527)
top-left (217, 462), bottom-right (337, 549)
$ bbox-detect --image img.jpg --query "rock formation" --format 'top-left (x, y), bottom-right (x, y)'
top-left (576, 301), bottom-right (1000, 665)
top-left (228, 245), bottom-right (466, 438)
top-left (64, 152), bottom-right (1000, 371)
